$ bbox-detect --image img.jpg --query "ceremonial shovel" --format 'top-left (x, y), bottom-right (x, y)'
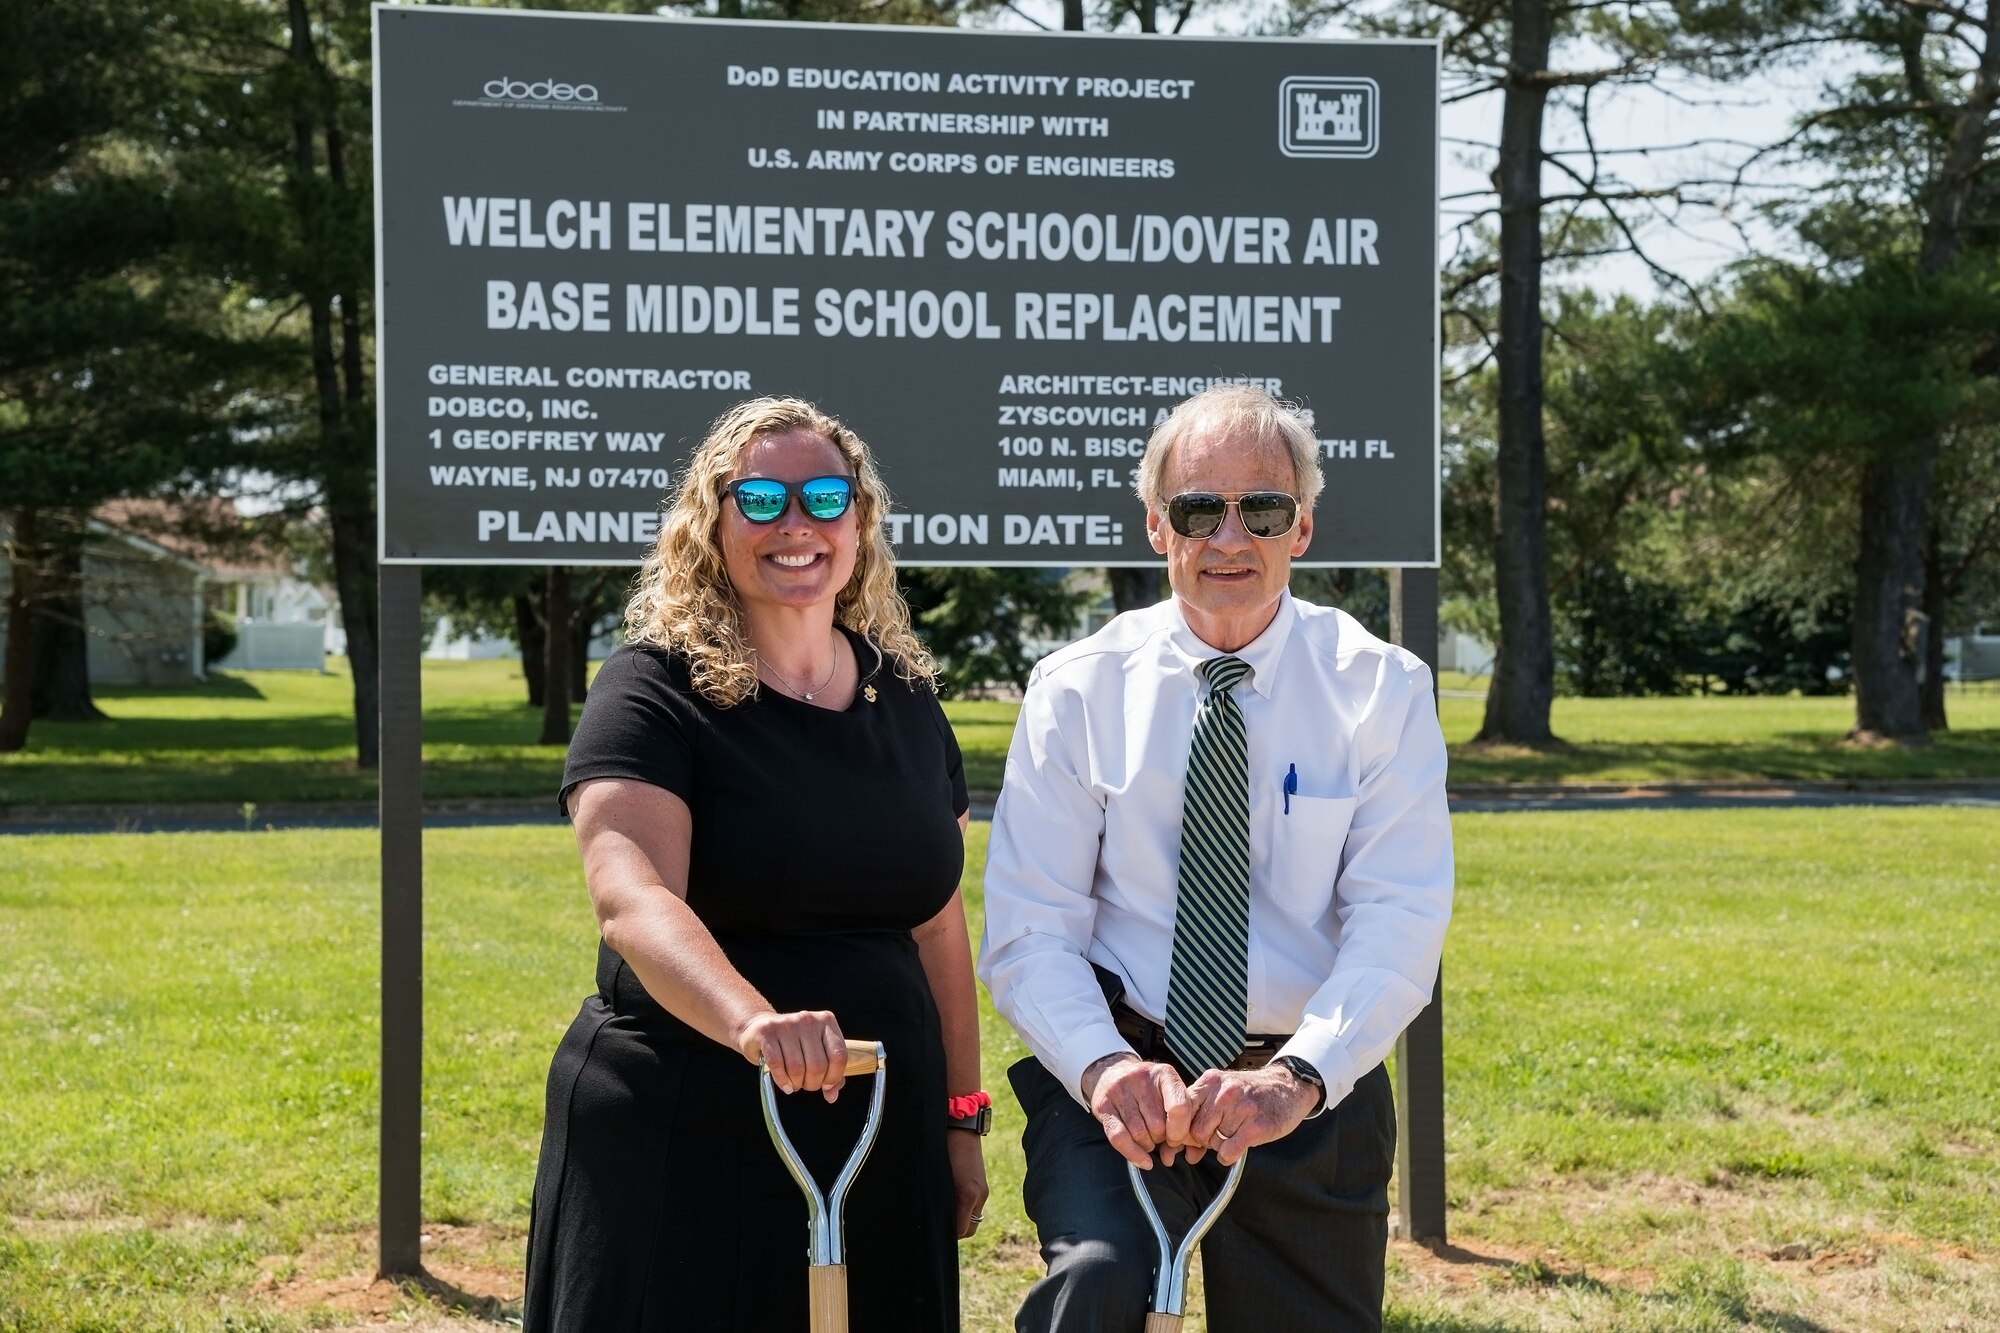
top-left (760, 1038), bottom-right (888, 1333)
top-left (1127, 1152), bottom-right (1249, 1333)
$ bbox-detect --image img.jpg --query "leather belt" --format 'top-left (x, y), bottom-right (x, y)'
top-left (1112, 1003), bottom-right (1291, 1074)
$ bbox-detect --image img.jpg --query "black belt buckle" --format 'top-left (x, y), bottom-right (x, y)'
top-left (1112, 1002), bottom-right (1288, 1074)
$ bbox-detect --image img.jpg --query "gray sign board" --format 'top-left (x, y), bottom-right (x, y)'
top-left (374, 7), bottom-right (1439, 566)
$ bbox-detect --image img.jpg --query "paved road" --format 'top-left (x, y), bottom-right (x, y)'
top-left (4, 782), bottom-right (1996, 835)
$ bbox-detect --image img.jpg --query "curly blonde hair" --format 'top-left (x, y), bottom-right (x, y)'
top-left (625, 397), bottom-right (934, 707)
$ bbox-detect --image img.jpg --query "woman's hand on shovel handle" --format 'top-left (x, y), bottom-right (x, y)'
top-left (948, 1131), bottom-right (989, 1239)
top-left (739, 1009), bottom-right (848, 1102)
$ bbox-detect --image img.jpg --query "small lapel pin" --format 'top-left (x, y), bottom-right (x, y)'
top-left (863, 684), bottom-right (878, 703)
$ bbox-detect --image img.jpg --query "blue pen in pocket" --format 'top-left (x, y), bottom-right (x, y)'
top-left (1283, 763), bottom-right (1298, 814)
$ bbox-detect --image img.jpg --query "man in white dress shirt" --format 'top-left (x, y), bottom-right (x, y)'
top-left (979, 384), bottom-right (1453, 1332)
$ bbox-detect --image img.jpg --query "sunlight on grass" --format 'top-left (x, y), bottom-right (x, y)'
top-left (2, 810), bottom-right (1996, 1329)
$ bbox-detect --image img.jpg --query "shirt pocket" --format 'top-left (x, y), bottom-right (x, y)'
top-left (1266, 793), bottom-right (1357, 918)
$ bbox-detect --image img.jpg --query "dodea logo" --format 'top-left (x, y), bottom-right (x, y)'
top-left (482, 77), bottom-right (600, 103)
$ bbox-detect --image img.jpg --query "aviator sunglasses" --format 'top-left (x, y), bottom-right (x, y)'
top-left (722, 475), bottom-right (855, 524)
top-left (1165, 491), bottom-right (1301, 540)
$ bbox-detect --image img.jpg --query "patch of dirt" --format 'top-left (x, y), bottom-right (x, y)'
top-left (1426, 1167), bottom-right (2000, 1329)
top-left (251, 1223), bottom-right (522, 1325)
top-left (1461, 1166), bottom-right (1751, 1225)
top-left (1763, 1240), bottom-right (1881, 1271)
top-left (1392, 1236), bottom-right (1538, 1287)
top-left (1806, 1248), bottom-right (1878, 1273)
top-left (1782, 1241), bottom-right (2000, 1332)
top-left (1873, 1230), bottom-right (1985, 1264)
top-left (979, 1238), bottom-right (1044, 1270)
top-left (1392, 1236), bottom-right (1658, 1293)
top-left (1839, 729), bottom-right (1925, 750)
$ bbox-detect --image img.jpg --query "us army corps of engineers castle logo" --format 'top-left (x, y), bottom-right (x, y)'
top-left (1279, 76), bottom-right (1380, 159)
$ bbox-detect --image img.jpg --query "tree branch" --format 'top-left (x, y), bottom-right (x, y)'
top-left (1541, 152), bottom-right (1713, 315)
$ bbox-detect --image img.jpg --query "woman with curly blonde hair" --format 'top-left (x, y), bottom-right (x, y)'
top-left (525, 398), bottom-right (986, 1332)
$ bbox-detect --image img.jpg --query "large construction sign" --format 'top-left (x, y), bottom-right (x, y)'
top-left (374, 8), bottom-right (1439, 565)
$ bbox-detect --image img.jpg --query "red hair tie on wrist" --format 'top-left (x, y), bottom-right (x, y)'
top-left (947, 1091), bottom-right (992, 1119)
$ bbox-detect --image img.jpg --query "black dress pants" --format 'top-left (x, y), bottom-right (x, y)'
top-left (1009, 1056), bottom-right (1396, 1333)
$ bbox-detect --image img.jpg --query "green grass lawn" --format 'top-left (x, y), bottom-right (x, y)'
top-left (4, 660), bottom-right (1999, 808)
top-left (1439, 682), bottom-right (2000, 786)
top-left (0, 660), bottom-right (579, 807)
top-left (2, 810), bottom-right (1995, 1330)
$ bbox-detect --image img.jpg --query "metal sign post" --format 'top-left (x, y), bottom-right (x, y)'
top-left (370, 3), bottom-right (1446, 1273)
top-left (1390, 565), bottom-right (1445, 1245)
top-left (377, 563), bottom-right (424, 1276)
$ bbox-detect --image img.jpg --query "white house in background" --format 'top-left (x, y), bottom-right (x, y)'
top-left (427, 616), bottom-right (516, 660)
top-left (97, 499), bottom-right (334, 673)
top-left (1438, 628), bottom-right (1495, 676)
top-left (1945, 625), bottom-right (2000, 682)
top-left (204, 555), bottom-right (333, 671)
top-left (0, 515), bottom-right (210, 685)
top-left (425, 616), bottom-right (625, 662)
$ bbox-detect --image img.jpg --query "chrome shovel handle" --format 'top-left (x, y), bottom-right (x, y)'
top-left (1127, 1153), bottom-right (1248, 1317)
top-left (759, 1040), bottom-right (888, 1267)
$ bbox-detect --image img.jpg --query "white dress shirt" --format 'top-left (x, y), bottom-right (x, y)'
top-left (978, 591), bottom-right (1453, 1112)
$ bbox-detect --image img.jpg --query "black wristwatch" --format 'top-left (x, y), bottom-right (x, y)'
top-left (947, 1105), bottom-right (992, 1136)
top-left (1273, 1055), bottom-right (1328, 1118)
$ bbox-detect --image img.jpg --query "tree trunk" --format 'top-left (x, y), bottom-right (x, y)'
top-left (1476, 0), bottom-right (1558, 746)
top-left (1108, 567), bottom-right (1162, 614)
top-left (0, 509), bottom-right (42, 752)
top-left (1851, 0), bottom-right (2000, 742)
top-left (569, 609), bottom-right (591, 703)
top-left (324, 107), bottom-right (367, 425)
top-left (289, 0), bottom-right (378, 767)
top-left (328, 501), bottom-right (380, 767)
top-left (1921, 514), bottom-right (1948, 732)
top-left (516, 589), bottom-right (546, 707)
top-left (1849, 451), bottom-right (1935, 742)
top-left (539, 565), bottom-right (572, 745)
top-left (30, 528), bottom-right (104, 722)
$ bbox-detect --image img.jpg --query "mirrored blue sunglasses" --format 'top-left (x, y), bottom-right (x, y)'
top-left (722, 475), bottom-right (855, 524)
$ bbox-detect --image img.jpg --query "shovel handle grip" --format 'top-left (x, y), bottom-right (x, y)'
top-left (809, 1263), bottom-right (848, 1333)
top-left (841, 1039), bottom-right (880, 1076)
top-left (1144, 1314), bottom-right (1183, 1333)
top-left (757, 1039), bottom-right (879, 1080)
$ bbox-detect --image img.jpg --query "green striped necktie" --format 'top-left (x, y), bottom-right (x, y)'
top-left (1164, 655), bottom-right (1252, 1076)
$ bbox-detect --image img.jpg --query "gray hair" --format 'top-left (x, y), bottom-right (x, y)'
top-left (1134, 384), bottom-right (1325, 513)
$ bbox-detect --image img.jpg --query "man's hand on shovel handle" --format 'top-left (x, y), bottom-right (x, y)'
top-left (1184, 1066), bottom-right (1317, 1165)
top-left (1082, 1054), bottom-right (1198, 1169)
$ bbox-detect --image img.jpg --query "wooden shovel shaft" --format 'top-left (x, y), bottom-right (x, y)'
top-left (841, 1039), bottom-right (878, 1076)
top-left (1144, 1313), bottom-right (1183, 1333)
top-left (809, 1263), bottom-right (848, 1333)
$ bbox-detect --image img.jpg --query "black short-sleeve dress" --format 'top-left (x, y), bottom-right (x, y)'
top-left (523, 628), bottom-right (969, 1331)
